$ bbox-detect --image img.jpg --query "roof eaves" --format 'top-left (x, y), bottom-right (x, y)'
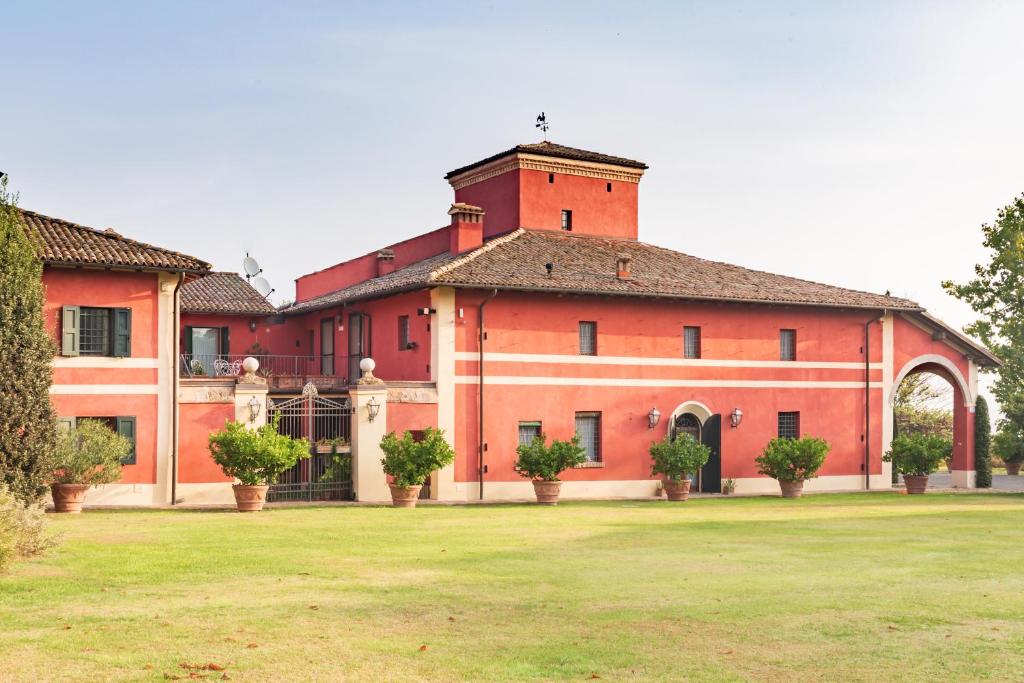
top-left (913, 311), bottom-right (1002, 367)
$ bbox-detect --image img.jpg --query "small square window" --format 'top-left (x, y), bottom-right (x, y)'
top-left (518, 421), bottom-right (542, 446)
top-left (778, 412), bottom-right (800, 439)
top-left (398, 315), bottom-right (410, 351)
top-left (575, 412), bottom-right (602, 462)
top-left (79, 307), bottom-right (112, 356)
top-left (684, 326), bottom-right (701, 359)
top-left (606, 182), bottom-right (612, 193)
top-left (561, 209), bottom-right (573, 231)
top-left (548, 173), bottom-right (555, 184)
top-left (579, 321), bottom-right (597, 355)
top-left (780, 329), bottom-right (796, 361)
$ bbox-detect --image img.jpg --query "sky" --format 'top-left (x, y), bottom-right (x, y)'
top-left (3, 1), bottom-right (1022, 403)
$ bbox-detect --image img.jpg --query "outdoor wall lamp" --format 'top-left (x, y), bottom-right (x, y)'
top-left (247, 395), bottom-right (262, 424)
top-left (730, 408), bottom-right (743, 428)
top-left (248, 319), bottom-right (257, 332)
top-left (647, 407), bottom-right (662, 429)
top-left (367, 395), bottom-right (381, 422)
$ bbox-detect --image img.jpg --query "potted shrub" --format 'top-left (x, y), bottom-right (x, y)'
top-left (380, 427), bottom-right (455, 508)
top-left (208, 419), bottom-right (311, 511)
top-left (721, 478), bottom-right (737, 495)
top-left (514, 435), bottom-right (587, 504)
top-left (50, 419), bottom-right (132, 513)
top-left (993, 426), bottom-right (1024, 476)
top-left (649, 434), bottom-right (710, 501)
top-left (755, 436), bottom-right (831, 498)
top-left (315, 436), bottom-right (348, 454)
top-left (883, 433), bottom-right (951, 493)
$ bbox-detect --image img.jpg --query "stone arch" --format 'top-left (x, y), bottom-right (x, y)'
top-left (892, 354), bottom-right (973, 407)
top-left (666, 400), bottom-right (713, 437)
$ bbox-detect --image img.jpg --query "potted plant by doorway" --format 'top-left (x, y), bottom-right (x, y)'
top-left (514, 435), bottom-right (587, 504)
top-left (993, 426), bottom-right (1024, 476)
top-left (208, 419), bottom-right (311, 511)
top-left (755, 436), bottom-right (830, 498)
top-left (380, 427), bottom-right (455, 508)
top-left (649, 433), bottom-right (711, 501)
top-left (883, 433), bottom-right (950, 494)
top-left (50, 419), bottom-right (133, 513)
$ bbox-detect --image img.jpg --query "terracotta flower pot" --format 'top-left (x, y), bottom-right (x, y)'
top-left (389, 484), bottom-right (423, 508)
top-left (50, 483), bottom-right (89, 514)
top-left (903, 474), bottom-right (929, 494)
top-left (232, 484), bottom-right (269, 512)
top-left (663, 479), bottom-right (691, 501)
top-left (532, 480), bottom-right (562, 505)
top-left (1006, 462), bottom-right (1021, 476)
top-left (779, 480), bottom-right (805, 498)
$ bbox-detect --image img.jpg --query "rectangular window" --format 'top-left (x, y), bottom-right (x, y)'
top-left (780, 329), bottom-right (796, 361)
top-left (683, 326), bottom-right (701, 359)
top-left (58, 416), bottom-right (137, 465)
top-left (398, 315), bottom-right (410, 351)
top-left (67, 306), bottom-right (131, 357)
top-left (561, 209), bottom-right (573, 231)
top-left (79, 307), bottom-right (111, 356)
top-left (320, 318), bottom-right (334, 375)
top-left (518, 421), bottom-right (542, 446)
top-left (575, 412), bottom-right (602, 463)
top-left (778, 411), bottom-right (800, 439)
top-left (578, 321), bottom-right (597, 355)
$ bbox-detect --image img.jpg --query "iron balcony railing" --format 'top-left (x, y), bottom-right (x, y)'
top-left (179, 353), bottom-right (350, 388)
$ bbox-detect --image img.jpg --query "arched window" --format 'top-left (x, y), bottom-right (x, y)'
top-left (673, 413), bottom-right (701, 441)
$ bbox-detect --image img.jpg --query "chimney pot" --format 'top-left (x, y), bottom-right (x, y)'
top-left (448, 203), bottom-right (485, 254)
top-left (376, 248), bottom-right (396, 277)
top-left (616, 253), bottom-right (632, 280)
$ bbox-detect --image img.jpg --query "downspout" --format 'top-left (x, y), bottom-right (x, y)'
top-left (478, 289), bottom-right (498, 500)
top-left (171, 272), bottom-right (185, 505)
top-left (864, 312), bottom-right (885, 490)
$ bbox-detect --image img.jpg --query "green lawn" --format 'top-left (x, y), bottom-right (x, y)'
top-left (2, 494), bottom-right (1023, 682)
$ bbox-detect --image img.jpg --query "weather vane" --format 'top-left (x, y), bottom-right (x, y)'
top-left (535, 112), bottom-right (549, 139)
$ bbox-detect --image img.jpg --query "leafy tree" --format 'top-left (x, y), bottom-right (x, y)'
top-left (0, 178), bottom-right (57, 502)
top-left (380, 427), bottom-right (455, 488)
top-left (649, 434), bottom-right (710, 481)
top-left (514, 434), bottom-right (586, 481)
top-left (974, 396), bottom-right (993, 487)
top-left (755, 437), bottom-right (830, 482)
top-left (51, 419), bottom-right (132, 486)
top-left (893, 373), bottom-right (953, 439)
top-left (942, 194), bottom-right (1024, 427)
top-left (884, 434), bottom-right (951, 477)
top-left (208, 419), bottom-right (311, 485)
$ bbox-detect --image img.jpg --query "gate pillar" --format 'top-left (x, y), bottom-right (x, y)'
top-left (350, 360), bottom-right (391, 502)
top-left (235, 357), bottom-right (269, 430)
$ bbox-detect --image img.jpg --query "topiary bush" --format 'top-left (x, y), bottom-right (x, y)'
top-left (514, 434), bottom-right (587, 481)
top-left (380, 427), bottom-right (455, 488)
top-left (0, 483), bottom-right (56, 572)
top-left (883, 433), bottom-right (951, 476)
top-left (208, 419), bottom-right (311, 486)
top-left (51, 419), bottom-right (132, 486)
top-left (649, 433), bottom-right (710, 481)
top-left (756, 437), bottom-right (830, 482)
top-left (975, 396), bottom-right (992, 487)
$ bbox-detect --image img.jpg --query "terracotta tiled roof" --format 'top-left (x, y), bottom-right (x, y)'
top-left (281, 228), bottom-right (920, 314)
top-left (445, 141), bottom-right (648, 179)
top-left (181, 272), bottom-right (276, 315)
top-left (20, 208), bottom-right (209, 273)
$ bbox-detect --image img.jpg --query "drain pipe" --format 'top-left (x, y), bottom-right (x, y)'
top-left (864, 312), bottom-right (885, 490)
top-left (171, 272), bottom-right (185, 505)
top-left (478, 289), bottom-right (498, 500)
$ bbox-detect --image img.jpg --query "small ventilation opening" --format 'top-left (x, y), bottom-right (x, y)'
top-left (606, 182), bottom-right (612, 193)
top-left (561, 209), bottom-right (572, 231)
top-left (548, 173), bottom-right (555, 184)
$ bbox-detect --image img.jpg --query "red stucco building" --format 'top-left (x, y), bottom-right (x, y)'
top-left (23, 140), bottom-right (1000, 505)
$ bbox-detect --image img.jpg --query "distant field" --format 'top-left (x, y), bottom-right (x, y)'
top-left (2, 493), bottom-right (1023, 681)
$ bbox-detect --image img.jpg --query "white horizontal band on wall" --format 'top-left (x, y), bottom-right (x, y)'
top-left (455, 376), bottom-right (883, 389)
top-left (49, 384), bottom-right (160, 395)
top-left (454, 351), bottom-right (881, 370)
top-left (52, 357), bottom-right (161, 368)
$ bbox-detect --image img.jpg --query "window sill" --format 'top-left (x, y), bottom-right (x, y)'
top-left (574, 461), bottom-right (604, 469)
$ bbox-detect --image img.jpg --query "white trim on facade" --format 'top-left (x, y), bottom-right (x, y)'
top-left (431, 287), bottom-right (457, 500)
top-left (50, 384), bottom-right (160, 395)
top-left (456, 376), bottom-right (883, 389)
top-left (454, 351), bottom-right (882, 370)
top-left (52, 357), bottom-right (161, 368)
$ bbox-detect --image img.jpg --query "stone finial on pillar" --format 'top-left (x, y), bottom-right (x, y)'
top-left (350, 358), bottom-right (390, 502)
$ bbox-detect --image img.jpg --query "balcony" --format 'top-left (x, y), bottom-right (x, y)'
top-left (180, 354), bottom-right (350, 393)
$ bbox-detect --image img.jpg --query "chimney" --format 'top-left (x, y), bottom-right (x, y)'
top-left (376, 248), bottom-right (395, 277)
top-left (448, 203), bottom-right (485, 254)
top-left (616, 253), bottom-right (632, 280)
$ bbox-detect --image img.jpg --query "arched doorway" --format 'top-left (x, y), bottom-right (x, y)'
top-left (890, 354), bottom-right (975, 488)
top-left (669, 402), bottom-right (722, 493)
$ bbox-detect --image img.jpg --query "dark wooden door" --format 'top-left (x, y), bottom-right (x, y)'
top-left (700, 414), bottom-right (722, 493)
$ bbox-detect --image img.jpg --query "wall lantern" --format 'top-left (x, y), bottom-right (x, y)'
top-left (647, 407), bottom-right (662, 429)
top-left (730, 408), bottom-right (743, 428)
top-left (248, 319), bottom-right (257, 333)
top-left (367, 395), bottom-right (381, 422)
top-left (247, 395), bottom-right (262, 424)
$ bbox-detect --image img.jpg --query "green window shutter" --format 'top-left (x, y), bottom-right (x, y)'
top-left (61, 305), bottom-right (80, 356)
top-left (184, 326), bottom-right (194, 355)
top-left (57, 416), bottom-right (76, 433)
top-left (116, 416), bottom-right (137, 465)
top-left (219, 326), bottom-right (230, 356)
top-left (113, 308), bottom-right (132, 357)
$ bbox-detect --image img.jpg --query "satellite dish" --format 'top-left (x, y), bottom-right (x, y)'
top-left (242, 255), bottom-right (261, 278)
top-left (252, 276), bottom-right (273, 297)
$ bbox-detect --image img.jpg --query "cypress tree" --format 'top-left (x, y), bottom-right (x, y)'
top-left (0, 177), bottom-right (57, 502)
top-left (975, 396), bottom-right (993, 488)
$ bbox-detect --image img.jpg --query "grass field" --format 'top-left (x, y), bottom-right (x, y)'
top-left (2, 494), bottom-right (1023, 682)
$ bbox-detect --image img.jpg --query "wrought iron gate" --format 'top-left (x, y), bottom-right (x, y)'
top-left (267, 383), bottom-right (353, 502)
